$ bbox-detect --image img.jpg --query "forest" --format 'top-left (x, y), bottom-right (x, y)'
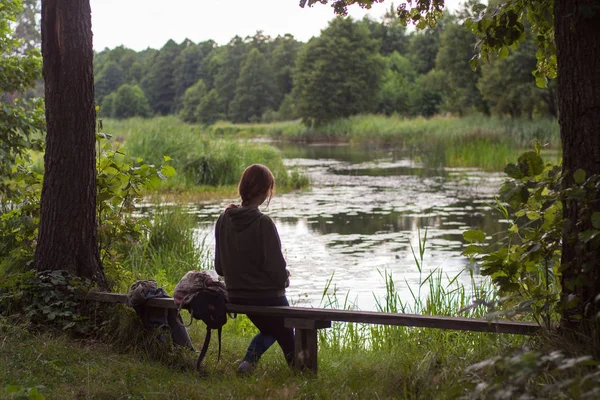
top-left (92, 4), bottom-right (557, 125)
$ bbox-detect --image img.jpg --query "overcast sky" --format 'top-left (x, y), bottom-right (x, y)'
top-left (89, 0), bottom-right (463, 52)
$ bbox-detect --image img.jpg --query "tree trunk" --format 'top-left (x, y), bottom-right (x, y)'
top-left (35, 0), bottom-right (107, 288)
top-left (555, 0), bottom-right (600, 327)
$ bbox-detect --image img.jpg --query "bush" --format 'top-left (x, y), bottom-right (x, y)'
top-left (0, 270), bottom-right (96, 336)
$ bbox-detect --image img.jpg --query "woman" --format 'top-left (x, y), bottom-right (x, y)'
top-left (214, 164), bottom-right (293, 374)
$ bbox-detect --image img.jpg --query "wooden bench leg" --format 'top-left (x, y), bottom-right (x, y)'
top-left (285, 318), bottom-right (331, 373)
top-left (295, 328), bottom-right (318, 371)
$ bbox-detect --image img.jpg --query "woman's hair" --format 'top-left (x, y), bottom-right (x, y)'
top-left (238, 164), bottom-right (275, 207)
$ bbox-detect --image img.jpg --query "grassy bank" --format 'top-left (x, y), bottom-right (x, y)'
top-left (265, 115), bottom-right (559, 148)
top-left (268, 115), bottom-right (560, 170)
top-left (107, 115), bottom-right (560, 172)
top-left (102, 116), bottom-right (310, 195)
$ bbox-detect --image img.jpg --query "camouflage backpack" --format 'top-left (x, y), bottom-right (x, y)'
top-left (174, 271), bottom-right (229, 369)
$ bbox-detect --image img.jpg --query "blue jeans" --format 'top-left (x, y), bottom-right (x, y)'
top-left (229, 296), bottom-right (295, 365)
top-left (245, 332), bottom-right (277, 364)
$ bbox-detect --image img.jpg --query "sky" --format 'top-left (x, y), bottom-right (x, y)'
top-left (89, 0), bottom-right (463, 52)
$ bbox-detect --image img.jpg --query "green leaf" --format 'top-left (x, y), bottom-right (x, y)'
top-left (504, 163), bottom-right (522, 179)
top-left (160, 165), bottom-right (176, 178)
top-left (463, 229), bottom-right (486, 243)
top-left (96, 132), bottom-right (112, 140)
top-left (5, 385), bottom-right (20, 394)
top-left (533, 70), bottom-right (548, 88)
top-left (147, 175), bottom-right (162, 189)
top-left (502, 183), bottom-right (529, 208)
top-left (518, 151), bottom-right (544, 177)
top-left (28, 387), bottom-right (46, 400)
top-left (526, 211), bottom-right (540, 221)
top-left (469, 56), bottom-right (479, 71)
top-left (163, 155), bottom-right (172, 162)
top-left (498, 46), bottom-right (509, 59)
top-left (573, 169), bottom-right (586, 184)
top-left (462, 244), bottom-right (482, 256)
top-left (592, 212), bottom-right (600, 229)
top-left (579, 229), bottom-right (600, 243)
top-left (542, 204), bottom-right (558, 230)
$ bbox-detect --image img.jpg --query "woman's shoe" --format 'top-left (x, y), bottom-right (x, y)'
top-left (237, 360), bottom-right (255, 375)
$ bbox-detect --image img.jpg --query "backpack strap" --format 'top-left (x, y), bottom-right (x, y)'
top-left (217, 326), bottom-right (222, 362)
top-left (178, 293), bottom-right (196, 328)
top-left (196, 328), bottom-right (212, 370)
top-left (195, 327), bottom-right (223, 370)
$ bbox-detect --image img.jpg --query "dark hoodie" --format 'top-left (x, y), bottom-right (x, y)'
top-left (214, 206), bottom-right (288, 298)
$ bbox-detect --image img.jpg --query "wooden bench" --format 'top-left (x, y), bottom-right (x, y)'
top-left (86, 292), bottom-right (540, 373)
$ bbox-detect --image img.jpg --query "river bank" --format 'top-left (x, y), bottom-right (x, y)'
top-left (104, 115), bottom-right (560, 177)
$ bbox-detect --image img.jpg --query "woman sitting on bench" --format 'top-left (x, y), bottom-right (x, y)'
top-left (214, 163), bottom-right (293, 374)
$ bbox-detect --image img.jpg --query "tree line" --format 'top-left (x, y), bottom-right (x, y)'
top-left (94, 4), bottom-right (557, 126)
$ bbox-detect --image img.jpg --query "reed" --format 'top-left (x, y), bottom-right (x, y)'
top-left (268, 115), bottom-right (559, 147)
top-left (316, 228), bottom-right (519, 358)
top-left (120, 207), bottom-right (210, 293)
top-left (102, 117), bottom-right (310, 192)
top-left (268, 115), bottom-right (560, 170)
top-left (103, 115), bottom-right (560, 172)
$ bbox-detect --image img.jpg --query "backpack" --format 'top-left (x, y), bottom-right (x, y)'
top-left (174, 271), bottom-right (229, 370)
top-left (126, 280), bottom-right (194, 350)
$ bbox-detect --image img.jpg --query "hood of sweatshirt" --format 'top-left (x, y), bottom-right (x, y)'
top-left (225, 206), bottom-right (262, 232)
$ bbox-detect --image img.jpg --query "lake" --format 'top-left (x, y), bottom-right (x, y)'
top-left (154, 142), bottom-right (507, 311)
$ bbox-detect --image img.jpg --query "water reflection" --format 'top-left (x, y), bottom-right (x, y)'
top-left (141, 143), bottom-right (507, 311)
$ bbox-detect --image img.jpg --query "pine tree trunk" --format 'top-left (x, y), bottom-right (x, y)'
top-left (555, 0), bottom-right (600, 327)
top-left (35, 0), bottom-right (107, 288)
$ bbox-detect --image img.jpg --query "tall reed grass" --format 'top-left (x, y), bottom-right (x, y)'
top-left (267, 115), bottom-right (559, 147)
top-left (316, 229), bottom-right (520, 357)
top-left (120, 207), bottom-right (209, 293)
top-left (104, 115), bottom-right (560, 172)
top-left (102, 117), bottom-right (310, 192)
top-left (268, 114), bottom-right (560, 170)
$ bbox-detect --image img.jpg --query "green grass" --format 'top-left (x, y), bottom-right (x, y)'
top-left (117, 207), bottom-right (210, 293)
top-left (266, 115), bottom-right (560, 170)
top-left (266, 115), bottom-right (559, 148)
top-left (101, 116), bottom-right (310, 193)
top-left (105, 114), bottom-right (560, 172)
top-left (207, 119), bottom-right (297, 137)
top-left (0, 305), bottom-right (530, 400)
top-left (316, 229), bottom-right (513, 354)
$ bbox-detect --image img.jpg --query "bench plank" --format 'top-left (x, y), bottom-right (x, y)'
top-left (85, 292), bottom-right (539, 335)
top-left (227, 304), bottom-right (539, 335)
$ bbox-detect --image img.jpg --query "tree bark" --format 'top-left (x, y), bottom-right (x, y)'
top-left (36, 0), bottom-right (107, 288)
top-left (555, 0), bottom-right (600, 326)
